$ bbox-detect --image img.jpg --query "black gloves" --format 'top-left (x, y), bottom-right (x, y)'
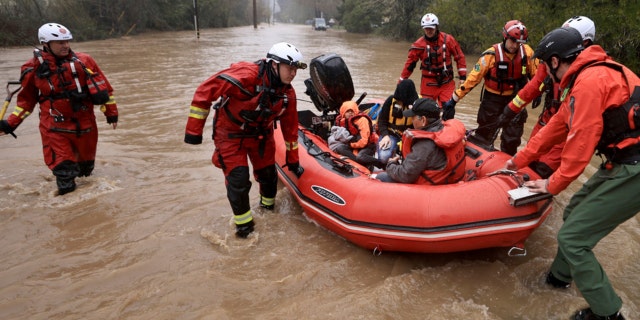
top-left (0, 120), bottom-right (14, 134)
top-left (0, 120), bottom-right (17, 138)
top-left (106, 115), bottom-right (118, 124)
top-left (286, 162), bottom-right (304, 178)
top-left (442, 98), bottom-right (457, 120)
top-left (497, 106), bottom-right (518, 127)
top-left (184, 133), bottom-right (203, 145)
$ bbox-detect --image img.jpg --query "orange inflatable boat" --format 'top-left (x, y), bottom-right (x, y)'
top-left (274, 53), bottom-right (553, 254)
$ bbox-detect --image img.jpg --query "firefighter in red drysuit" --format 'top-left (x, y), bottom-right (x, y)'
top-left (184, 42), bottom-right (306, 238)
top-left (399, 13), bottom-right (467, 105)
top-left (501, 16), bottom-right (597, 178)
top-left (0, 23), bottom-right (118, 195)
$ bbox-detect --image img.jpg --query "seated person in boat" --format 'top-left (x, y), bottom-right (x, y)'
top-left (376, 79), bottom-right (420, 163)
top-left (331, 101), bottom-right (386, 170)
top-left (375, 98), bottom-right (466, 184)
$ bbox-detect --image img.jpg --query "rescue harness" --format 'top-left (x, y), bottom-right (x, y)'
top-left (212, 60), bottom-right (289, 157)
top-left (420, 33), bottom-right (455, 86)
top-left (33, 49), bottom-right (108, 136)
top-left (483, 44), bottom-right (529, 95)
top-left (563, 61), bottom-right (640, 165)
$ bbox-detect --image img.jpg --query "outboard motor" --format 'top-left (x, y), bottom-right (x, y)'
top-left (305, 53), bottom-right (355, 114)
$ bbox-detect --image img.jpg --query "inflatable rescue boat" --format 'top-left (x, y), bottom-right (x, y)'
top-left (274, 53), bottom-right (553, 254)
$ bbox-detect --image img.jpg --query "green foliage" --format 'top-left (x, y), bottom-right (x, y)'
top-left (0, 0), bottom-right (638, 73)
top-left (0, 0), bottom-right (256, 46)
top-left (375, 0), bottom-right (640, 74)
top-left (339, 0), bottom-right (383, 33)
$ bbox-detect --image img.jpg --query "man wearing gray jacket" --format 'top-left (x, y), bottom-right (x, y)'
top-left (374, 98), bottom-right (466, 184)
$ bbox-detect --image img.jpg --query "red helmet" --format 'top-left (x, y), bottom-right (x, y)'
top-left (503, 20), bottom-right (528, 43)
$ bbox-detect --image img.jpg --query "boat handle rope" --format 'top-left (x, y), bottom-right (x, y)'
top-left (372, 246), bottom-right (382, 256)
top-left (508, 246), bottom-right (527, 257)
top-left (487, 169), bottom-right (529, 187)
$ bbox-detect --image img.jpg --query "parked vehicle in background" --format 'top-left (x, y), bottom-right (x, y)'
top-left (313, 18), bottom-right (327, 31)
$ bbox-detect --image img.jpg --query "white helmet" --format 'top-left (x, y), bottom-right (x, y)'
top-left (562, 16), bottom-right (595, 42)
top-left (420, 13), bottom-right (439, 29)
top-left (38, 23), bottom-right (73, 44)
top-left (266, 42), bottom-right (307, 69)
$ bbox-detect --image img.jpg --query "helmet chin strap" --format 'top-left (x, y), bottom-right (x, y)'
top-left (501, 40), bottom-right (517, 54)
top-left (549, 66), bottom-right (561, 83)
top-left (268, 61), bottom-right (284, 87)
top-left (546, 59), bottom-right (561, 83)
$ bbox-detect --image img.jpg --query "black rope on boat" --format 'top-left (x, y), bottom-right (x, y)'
top-left (299, 127), bottom-right (375, 176)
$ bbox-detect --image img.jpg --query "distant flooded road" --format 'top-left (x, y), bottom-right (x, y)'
top-left (0, 23), bottom-right (638, 319)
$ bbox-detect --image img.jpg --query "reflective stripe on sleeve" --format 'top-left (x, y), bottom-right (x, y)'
top-left (511, 95), bottom-right (526, 109)
top-left (189, 105), bottom-right (210, 120)
top-left (12, 106), bottom-right (30, 120)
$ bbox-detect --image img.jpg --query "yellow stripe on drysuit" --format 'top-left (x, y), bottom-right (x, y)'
top-left (234, 210), bottom-right (253, 225)
top-left (189, 105), bottom-right (210, 120)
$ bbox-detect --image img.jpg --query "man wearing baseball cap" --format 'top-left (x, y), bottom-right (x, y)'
top-left (375, 98), bottom-right (466, 184)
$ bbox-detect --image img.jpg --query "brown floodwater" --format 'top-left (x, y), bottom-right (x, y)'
top-left (0, 24), bottom-right (638, 320)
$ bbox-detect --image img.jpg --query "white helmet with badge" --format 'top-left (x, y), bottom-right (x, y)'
top-left (38, 23), bottom-right (73, 44)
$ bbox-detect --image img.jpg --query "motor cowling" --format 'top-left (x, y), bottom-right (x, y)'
top-left (305, 53), bottom-right (354, 113)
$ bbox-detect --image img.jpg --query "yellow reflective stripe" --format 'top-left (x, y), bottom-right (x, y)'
top-left (260, 196), bottom-right (275, 206)
top-left (189, 105), bottom-right (209, 120)
top-left (285, 141), bottom-right (298, 151)
top-left (511, 95), bottom-right (526, 109)
top-left (12, 106), bottom-right (30, 119)
top-left (234, 210), bottom-right (253, 225)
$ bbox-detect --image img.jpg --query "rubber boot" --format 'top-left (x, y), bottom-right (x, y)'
top-left (78, 160), bottom-right (95, 177)
top-left (56, 177), bottom-right (76, 195)
top-left (546, 271), bottom-right (571, 289)
top-left (572, 308), bottom-right (625, 320)
top-left (53, 160), bottom-right (80, 196)
top-left (235, 220), bottom-right (255, 238)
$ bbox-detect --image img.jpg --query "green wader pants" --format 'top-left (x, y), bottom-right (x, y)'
top-left (550, 162), bottom-right (640, 316)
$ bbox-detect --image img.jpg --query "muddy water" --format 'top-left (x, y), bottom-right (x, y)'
top-left (0, 24), bottom-right (638, 320)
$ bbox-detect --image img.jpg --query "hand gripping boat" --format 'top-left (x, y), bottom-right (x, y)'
top-left (274, 53), bottom-right (553, 254)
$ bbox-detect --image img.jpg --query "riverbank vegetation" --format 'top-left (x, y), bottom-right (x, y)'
top-left (1, 0), bottom-right (638, 73)
top-left (340, 0), bottom-right (640, 74)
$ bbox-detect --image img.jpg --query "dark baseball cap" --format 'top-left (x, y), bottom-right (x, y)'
top-left (403, 97), bottom-right (441, 119)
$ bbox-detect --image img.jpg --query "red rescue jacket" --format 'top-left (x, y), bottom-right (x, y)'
top-left (401, 32), bottom-right (467, 85)
top-left (185, 60), bottom-right (300, 163)
top-left (8, 49), bottom-right (117, 134)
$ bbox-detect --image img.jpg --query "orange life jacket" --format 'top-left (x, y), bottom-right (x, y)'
top-left (338, 113), bottom-right (379, 145)
top-left (401, 119), bottom-right (466, 185)
top-left (483, 44), bottom-right (528, 94)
